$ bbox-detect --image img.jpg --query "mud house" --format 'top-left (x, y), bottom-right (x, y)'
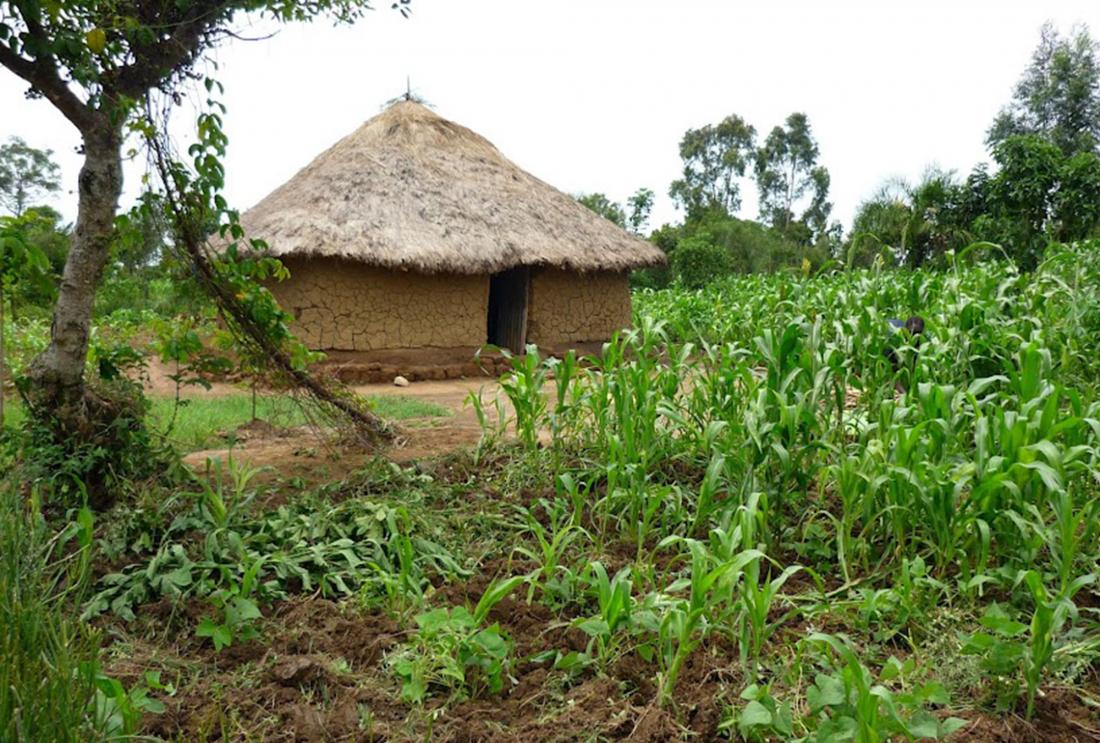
top-left (237, 101), bottom-right (665, 359)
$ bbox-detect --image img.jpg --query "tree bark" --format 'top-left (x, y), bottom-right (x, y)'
top-left (0, 280), bottom-right (6, 428)
top-left (26, 122), bottom-right (123, 432)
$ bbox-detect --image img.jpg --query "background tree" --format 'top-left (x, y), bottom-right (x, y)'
top-left (0, 0), bottom-right (410, 434)
top-left (630, 221), bottom-right (678, 290)
top-left (801, 166), bottom-right (833, 239)
top-left (577, 186), bottom-right (654, 235)
top-left (669, 114), bottom-right (756, 219)
top-left (576, 192), bottom-right (626, 228)
top-left (0, 136), bottom-right (60, 215)
top-left (848, 169), bottom-right (971, 268)
top-left (988, 22), bottom-right (1100, 157)
top-left (625, 187), bottom-right (654, 235)
top-left (669, 232), bottom-right (731, 289)
top-left (973, 134), bottom-right (1100, 268)
top-left (848, 184), bottom-right (910, 267)
top-left (0, 214), bottom-right (50, 424)
top-left (4, 205), bottom-right (66, 313)
top-left (754, 112), bottom-right (831, 240)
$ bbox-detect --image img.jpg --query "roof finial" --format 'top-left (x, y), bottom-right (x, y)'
top-left (385, 80), bottom-right (431, 109)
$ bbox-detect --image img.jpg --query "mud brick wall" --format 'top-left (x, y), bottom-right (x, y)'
top-left (270, 257), bottom-right (489, 350)
top-left (526, 268), bottom-right (631, 346)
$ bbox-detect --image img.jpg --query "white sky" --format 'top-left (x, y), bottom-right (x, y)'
top-left (3, 0), bottom-right (1099, 232)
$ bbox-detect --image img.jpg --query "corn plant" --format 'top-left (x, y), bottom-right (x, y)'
top-left (737, 561), bottom-right (802, 682)
top-left (467, 386), bottom-right (509, 462)
top-left (497, 345), bottom-right (552, 451)
top-left (1018, 570), bottom-right (1094, 718)
top-left (654, 536), bottom-right (764, 704)
top-left (512, 497), bottom-right (589, 608)
top-left (573, 562), bottom-right (647, 669)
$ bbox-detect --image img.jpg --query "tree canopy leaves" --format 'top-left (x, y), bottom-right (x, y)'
top-left (669, 114), bottom-right (756, 218)
top-left (988, 22), bottom-right (1100, 157)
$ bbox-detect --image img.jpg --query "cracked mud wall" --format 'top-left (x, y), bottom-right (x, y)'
top-left (526, 269), bottom-right (631, 346)
top-left (270, 257), bottom-right (489, 350)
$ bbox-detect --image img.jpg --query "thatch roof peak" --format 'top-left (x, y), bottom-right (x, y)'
top-left (237, 101), bottom-right (666, 274)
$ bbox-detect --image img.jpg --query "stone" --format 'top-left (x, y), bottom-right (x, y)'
top-left (393, 375), bottom-right (410, 387)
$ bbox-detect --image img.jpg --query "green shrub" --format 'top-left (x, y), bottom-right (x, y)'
top-left (671, 233), bottom-right (732, 289)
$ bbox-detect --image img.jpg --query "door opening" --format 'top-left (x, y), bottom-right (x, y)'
top-left (487, 267), bottom-right (529, 353)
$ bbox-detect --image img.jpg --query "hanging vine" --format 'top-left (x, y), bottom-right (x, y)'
top-left (141, 83), bottom-right (391, 443)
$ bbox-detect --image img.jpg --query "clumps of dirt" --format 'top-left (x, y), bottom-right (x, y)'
top-left (441, 675), bottom-right (636, 742)
top-left (433, 641), bottom-right (739, 742)
top-left (231, 418), bottom-right (290, 441)
top-left (269, 654), bottom-right (335, 688)
top-left (956, 685), bottom-right (1100, 742)
top-left (130, 598), bottom-right (414, 742)
top-left (118, 570), bottom-right (750, 743)
top-left (416, 566), bottom-right (743, 742)
top-left (274, 598), bottom-right (406, 670)
top-left (387, 425), bottom-right (485, 464)
top-left (114, 581), bottom-right (1100, 743)
top-left (144, 672), bottom-right (396, 743)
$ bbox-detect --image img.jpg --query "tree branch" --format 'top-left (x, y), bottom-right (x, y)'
top-left (106, 1), bottom-right (230, 100)
top-left (0, 20), bottom-right (96, 133)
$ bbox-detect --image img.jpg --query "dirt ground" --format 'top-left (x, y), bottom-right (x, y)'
top-left (148, 352), bottom-right (513, 475)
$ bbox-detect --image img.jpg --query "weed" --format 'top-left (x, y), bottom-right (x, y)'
top-left (390, 576), bottom-right (525, 703)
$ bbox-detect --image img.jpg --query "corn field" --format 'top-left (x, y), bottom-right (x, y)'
top-left (481, 242), bottom-right (1100, 737)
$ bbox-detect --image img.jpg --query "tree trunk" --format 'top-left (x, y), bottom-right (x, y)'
top-left (26, 123), bottom-right (123, 432)
top-left (0, 281), bottom-right (6, 428)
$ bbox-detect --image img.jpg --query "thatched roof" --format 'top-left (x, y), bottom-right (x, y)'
top-left (237, 101), bottom-right (665, 274)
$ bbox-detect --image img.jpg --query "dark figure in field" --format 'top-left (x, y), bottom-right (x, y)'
top-left (884, 315), bottom-right (924, 389)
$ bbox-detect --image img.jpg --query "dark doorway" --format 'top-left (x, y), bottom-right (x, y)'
top-left (487, 267), bottom-right (530, 353)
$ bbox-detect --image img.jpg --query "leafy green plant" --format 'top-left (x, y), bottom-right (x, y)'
top-left (91, 670), bottom-right (172, 738)
top-left (196, 556), bottom-right (265, 651)
top-left (390, 576), bottom-right (525, 703)
top-left (721, 683), bottom-right (794, 741)
top-left (802, 633), bottom-right (966, 742)
top-left (854, 557), bottom-right (945, 645)
top-left (85, 479), bottom-right (464, 623)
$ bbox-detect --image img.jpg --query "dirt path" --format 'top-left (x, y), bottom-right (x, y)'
top-left (355, 378), bottom-right (505, 461)
top-left (176, 373), bottom-right (510, 476)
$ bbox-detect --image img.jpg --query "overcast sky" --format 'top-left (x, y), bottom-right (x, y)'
top-left (3, 0), bottom-right (1100, 232)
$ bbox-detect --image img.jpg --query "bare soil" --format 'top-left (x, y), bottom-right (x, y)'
top-left (169, 372), bottom-right (512, 476)
top-left (116, 577), bottom-right (746, 742)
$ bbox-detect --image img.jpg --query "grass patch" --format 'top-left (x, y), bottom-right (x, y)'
top-left (153, 394), bottom-right (451, 450)
top-left (1, 393), bottom-right (452, 451)
top-left (0, 486), bottom-right (109, 741)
